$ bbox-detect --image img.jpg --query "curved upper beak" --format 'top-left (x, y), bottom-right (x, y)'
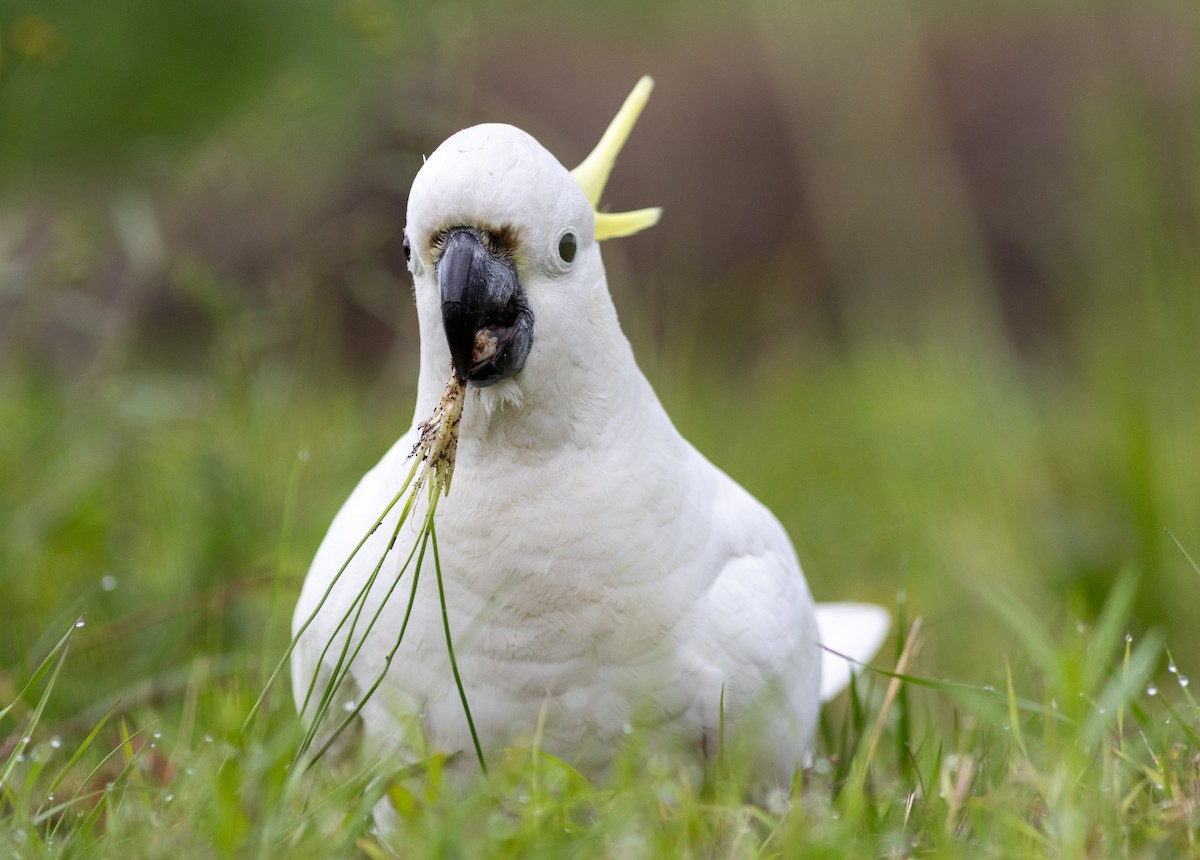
top-left (438, 227), bottom-right (534, 387)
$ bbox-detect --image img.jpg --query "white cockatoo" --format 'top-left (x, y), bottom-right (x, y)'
top-left (292, 77), bottom-right (889, 796)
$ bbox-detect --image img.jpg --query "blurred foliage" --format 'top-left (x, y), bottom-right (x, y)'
top-left (0, 0), bottom-right (410, 187)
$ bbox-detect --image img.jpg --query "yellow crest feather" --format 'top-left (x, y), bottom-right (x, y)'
top-left (594, 207), bottom-right (662, 241)
top-left (571, 76), bottom-right (662, 241)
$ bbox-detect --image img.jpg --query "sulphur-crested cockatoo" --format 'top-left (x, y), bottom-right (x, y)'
top-left (292, 77), bottom-right (888, 793)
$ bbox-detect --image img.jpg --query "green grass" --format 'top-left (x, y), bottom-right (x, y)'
top-left (2, 549), bottom-right (1197, 856)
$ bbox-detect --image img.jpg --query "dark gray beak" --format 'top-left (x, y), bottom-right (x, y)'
top-left (438, 227), bottom-right (534, 386)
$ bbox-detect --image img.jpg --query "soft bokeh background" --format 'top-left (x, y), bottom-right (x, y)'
top-left (2, 0), bottom-right (1198, 726)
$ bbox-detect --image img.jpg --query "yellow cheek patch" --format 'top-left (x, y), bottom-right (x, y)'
top-left (570, 76), bottom-right (663, 242)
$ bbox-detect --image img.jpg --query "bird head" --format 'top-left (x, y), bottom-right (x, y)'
top-left (403, 78), bottom-right (661, 417)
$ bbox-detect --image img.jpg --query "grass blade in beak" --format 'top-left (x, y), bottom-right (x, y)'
top-left (250, 371), bottom-right (485, 774)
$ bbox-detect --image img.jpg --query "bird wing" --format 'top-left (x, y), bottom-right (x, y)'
top-left (677, 461), bottom-right (822, 778)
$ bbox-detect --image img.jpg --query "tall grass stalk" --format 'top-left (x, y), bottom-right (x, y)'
top-left (248, 374), bottom-right (486, 773)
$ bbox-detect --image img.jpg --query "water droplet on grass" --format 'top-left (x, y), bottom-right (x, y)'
top-left (75, 617), bottom-right (85, 628)
top-left (1168, 662), bottom-right (1177, 674)
top-left (49, 735), bottom-right (61, 749)
top-left (1179, 675), bottom-right (1190, 688)
top-left (343, 701), bottom-right (357, 712)
top-left (101, 575), bottom-right (117, 591)
top-left (1125, 632), bottom-right (1133, 643)
top-left (1147, 683), bottom-right (1158, 696)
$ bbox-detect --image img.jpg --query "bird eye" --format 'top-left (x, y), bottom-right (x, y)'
top-left (557, 232), bottom-right (577, 263)
top-left (402, 232), bottom-right (412, 264)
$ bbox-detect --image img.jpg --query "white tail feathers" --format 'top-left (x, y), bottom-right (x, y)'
top-left (815, 602), bottom-right (891, 702)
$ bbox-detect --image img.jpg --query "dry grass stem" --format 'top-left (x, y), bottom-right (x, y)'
top-left (412, 372), bottom-right (466, 496)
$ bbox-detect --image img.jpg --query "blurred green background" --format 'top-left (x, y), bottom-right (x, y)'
top-left (2, 0), bottom-right (1198, 724)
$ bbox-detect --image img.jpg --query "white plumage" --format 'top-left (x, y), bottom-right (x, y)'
top-left (292, 78), bottom-right (888, 794)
